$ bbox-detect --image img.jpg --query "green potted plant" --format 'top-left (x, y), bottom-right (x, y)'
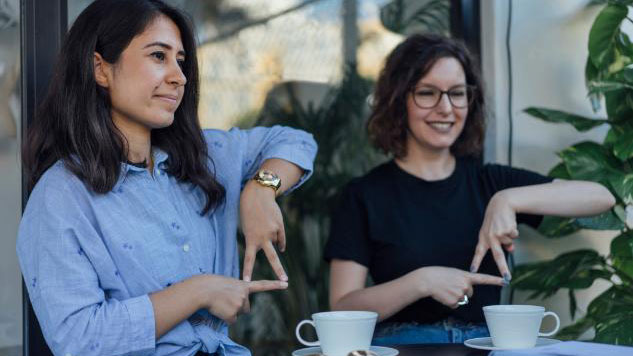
top-left (513, 0), bottom-right (633, 345)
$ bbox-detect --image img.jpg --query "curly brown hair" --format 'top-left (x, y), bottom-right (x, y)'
top-left (367, 34), bottom-right (486, 158)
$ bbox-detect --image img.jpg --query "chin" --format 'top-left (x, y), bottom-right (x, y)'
top-left (150, 116), bottom-right (175, 129)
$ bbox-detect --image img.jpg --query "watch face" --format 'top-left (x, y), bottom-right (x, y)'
top-left (257, 170), bottom-right (281, 188)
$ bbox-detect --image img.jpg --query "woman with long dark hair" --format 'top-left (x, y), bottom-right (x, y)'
top-left (325, 34), bottom-right (614, 345)
top-left (17, 1), bottom-right (316, 355)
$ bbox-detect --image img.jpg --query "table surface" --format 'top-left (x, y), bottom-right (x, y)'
top-left (392, 344), bottom-right (490, 356)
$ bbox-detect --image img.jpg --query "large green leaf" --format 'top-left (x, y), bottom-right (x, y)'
top-left (577, 210), bottom-right (626, 230)
top-left (594, 313), bottom-right (633, 345)
top-left (559, 141), bottom-right (621, 182)
top-left (524, 107), bottom-right (607, 132)
top-left (604, 88), bottom-right (633, 121)
top-left (588, 4), bottom-right (628, 68)
top-left (586, 286), bottom-right (633, 345)
top-left (513, 250), bottom-right (609, 298)
top-left (538, 215), bottom-right (581, 237)
top-left (587, 285), bottom-right (633, 316)
top-left (611, 230), bottom-right (633, 278)
top-left (613, 130), bottom-right (633, 160)
top-left (548, 162), bottom-right (572, 180)
top-left (609, 173), bottom-right (633, 204)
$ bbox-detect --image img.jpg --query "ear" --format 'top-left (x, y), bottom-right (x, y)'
top-left (94, 52), bottom-right (111, 88)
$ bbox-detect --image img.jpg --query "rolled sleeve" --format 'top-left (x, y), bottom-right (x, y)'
top-left (235, 125), bottom-right (318, 194)
top-left (124, 294), bottom-right (156, 354)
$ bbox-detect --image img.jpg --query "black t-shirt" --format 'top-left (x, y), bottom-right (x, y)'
top-left (324, 157), bottom-right (553, 324)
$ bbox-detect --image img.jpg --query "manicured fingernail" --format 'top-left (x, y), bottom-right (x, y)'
top-left (503, 273), bottom-right (512, 283)
top-left (281, 274), bottom-right (288, 282)
top-left (280, 281), bottom-right (288, 288)
top-left (244, 276), bottom-right (251, 282)
top-left (470, 265), bottom-right (476, 273)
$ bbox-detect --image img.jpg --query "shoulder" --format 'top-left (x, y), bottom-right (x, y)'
top-left (26, 161), bottom-right (92, 218)
top-left (479, 160), bottom-right (553, 189)
top-left (31, 161), bottom-right (89, 199)
top-left (202, 128), bottom-right (239, 148)
top-left (340, 160), bottom-right (394, 196)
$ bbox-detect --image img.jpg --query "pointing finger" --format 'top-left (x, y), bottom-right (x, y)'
top-left (248, 279), bottom-right (289, 293)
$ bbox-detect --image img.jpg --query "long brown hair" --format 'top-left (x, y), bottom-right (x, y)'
top-left (23, 0), bottom-right (225, 214)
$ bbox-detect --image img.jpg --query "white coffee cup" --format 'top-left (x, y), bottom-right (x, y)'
top-left (295, 311), bottom-right (378, 356)
top-left (483, 305), bottom-right (560, 349)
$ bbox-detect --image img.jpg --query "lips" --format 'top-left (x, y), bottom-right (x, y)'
top-left (426, 121), bottom-right (454, 133)
top-left (154, 94), bottom-right (179, 105)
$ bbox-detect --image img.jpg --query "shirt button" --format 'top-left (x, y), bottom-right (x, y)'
top-left (183, 244), bottom-right (190, 252)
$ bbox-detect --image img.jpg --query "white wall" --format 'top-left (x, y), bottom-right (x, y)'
top-left (481, 0), bottom-right (616, 335)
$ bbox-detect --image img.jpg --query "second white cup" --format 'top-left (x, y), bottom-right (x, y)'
top-left (483, 305), bottom-right (560, 349)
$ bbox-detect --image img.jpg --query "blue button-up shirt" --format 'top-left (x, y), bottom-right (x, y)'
top-left (17, 126), bottom-right (317, 356)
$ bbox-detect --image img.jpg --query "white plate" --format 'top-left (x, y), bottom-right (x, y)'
top-left (464, 337), bottom-right (561, 351)
top-left (292, 346), bottom-right (399, 356)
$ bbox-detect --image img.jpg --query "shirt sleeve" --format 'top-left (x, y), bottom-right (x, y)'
top-left (483, 164), bottom-right (555, 228)
top-left (16, 172), bottom-right (156, 356)
top-left (231, 125), bottom-right (317, 194)
top-left (324, 181), bottom-right (372, 267)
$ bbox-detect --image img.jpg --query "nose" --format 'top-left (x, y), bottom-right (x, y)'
top-left (435, 92), bottom-right (452, 114)
top-left (167, 62), bottom-right (187, 87)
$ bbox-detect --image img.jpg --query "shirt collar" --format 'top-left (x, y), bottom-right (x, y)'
top-left (113, 148), bottom-right (169, 191)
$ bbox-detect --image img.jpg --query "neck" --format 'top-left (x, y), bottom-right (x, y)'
top-left (395, 137), bottom-right (455, 181)
top-left (112, 112), bottom-right (153, 168)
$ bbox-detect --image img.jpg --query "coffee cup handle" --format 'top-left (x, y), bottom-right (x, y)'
top-left (539, 311), bottom-right (560, 337)
top-left (295, 320), bottom-right (320, 347)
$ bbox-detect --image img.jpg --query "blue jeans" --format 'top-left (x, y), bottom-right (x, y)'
top-left (372, 318), bottom-right (489, 345)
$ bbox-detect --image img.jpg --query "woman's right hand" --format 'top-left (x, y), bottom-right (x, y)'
top-left (414, 266), bottom-right (505, 308)
top-left (193, 274), bottom-right (288, 324)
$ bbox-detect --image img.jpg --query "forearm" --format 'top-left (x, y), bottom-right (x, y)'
top-left (500, 180), bottom-right (615, 217)
top-left (332, 271), bottom-right (426, 322)
top-left (149, 275), bottom-right (206, 339)
top-left (257, 158), bottom-right (304, 196)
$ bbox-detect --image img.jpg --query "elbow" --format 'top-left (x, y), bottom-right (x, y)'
top-left (599, 185), bottom-right (616, 211)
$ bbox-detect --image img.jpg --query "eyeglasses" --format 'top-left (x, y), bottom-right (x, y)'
top-left (411, 85), bottom-right (476, 109)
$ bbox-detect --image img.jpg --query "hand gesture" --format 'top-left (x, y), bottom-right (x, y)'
top-left (417, 266), bottom-right (505, 308)
top-left (470, 191), bottom-right (518, 281)
top-left (240, 182), bottom-right (288, 282)
top-left (198, 275), bottom-right (288, 324)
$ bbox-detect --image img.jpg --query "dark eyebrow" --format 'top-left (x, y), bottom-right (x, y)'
top-left (143, 41), bottom-right (186, 56)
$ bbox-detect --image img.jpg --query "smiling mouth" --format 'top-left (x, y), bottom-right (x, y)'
top-left (426, 122), bottom-right (454, 131)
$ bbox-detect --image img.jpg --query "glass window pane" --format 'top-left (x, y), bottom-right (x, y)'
top-left (0, 0), bottom-right (22, 355)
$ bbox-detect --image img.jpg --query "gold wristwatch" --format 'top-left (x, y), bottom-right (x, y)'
top-left (253, 170), bottom-right (281, 194)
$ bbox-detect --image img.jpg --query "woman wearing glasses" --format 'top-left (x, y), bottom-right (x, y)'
top-left (324, 34), bottom-right (614, 344)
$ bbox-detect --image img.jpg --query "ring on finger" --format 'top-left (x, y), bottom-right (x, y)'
top-left (457, 295), bottom-right (469, 306)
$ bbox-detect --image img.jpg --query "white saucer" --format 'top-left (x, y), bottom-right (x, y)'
top-left (292, 346), bottom-right (399, 356)
top-left (464, 337), bottom-right (561, 351)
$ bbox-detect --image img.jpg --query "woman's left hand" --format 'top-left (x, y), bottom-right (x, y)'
top-left (470, 190), bottom-right (518, 281)
top-left (239, 181), bottom-right (288, 283)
